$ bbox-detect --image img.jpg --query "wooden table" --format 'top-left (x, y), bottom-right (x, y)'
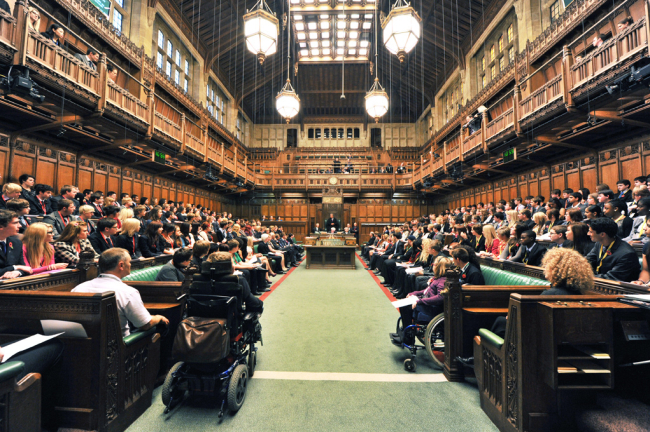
top-left (304, 245), bottom-right (357, 269)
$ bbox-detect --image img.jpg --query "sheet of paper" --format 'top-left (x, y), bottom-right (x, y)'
top-left (625, 294), bottom-right (650, 301)
top-left (1, 333), bottom-right (63, 363)
top-left (391, 297), bottom-right (418, 309)
top-left (41, 320), bottom-right (88, 338)
top-left (405, 267), bottom-right (424, 274)
top-left (234, 270), bottom-right (243, 276)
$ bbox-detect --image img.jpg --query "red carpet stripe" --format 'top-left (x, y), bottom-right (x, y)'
top-left (259, 262), bottom-right (300, 301)
top-left (356, 253), bottom-right (396, 303)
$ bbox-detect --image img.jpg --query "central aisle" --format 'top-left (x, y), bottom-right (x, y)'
top-left (127, 255), bottom-right (498, 432)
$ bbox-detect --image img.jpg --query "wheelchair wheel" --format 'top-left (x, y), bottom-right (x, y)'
top-left (227, 364), bottom-right (248, 412)
top-left (248, 349), bottom-right (257, 378)
top-left (404, 358), bottom-right (416, 372)
top-left (162, 362), bottom-right (186, 408)
top-left (424, 313), bottom-right (445, 369)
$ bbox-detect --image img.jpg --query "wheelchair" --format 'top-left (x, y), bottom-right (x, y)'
top-left (162, 261), bottom-right (263, 417)
top-left (392, 312), bottom-right (445, 372)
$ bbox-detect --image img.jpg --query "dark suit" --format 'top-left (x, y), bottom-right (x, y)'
top-left (91, 203), bottom-right (104, 218)
top-left (74, 53), bottom-right (97, 71)
top-left (617, 189), bottom-right (633, 203)
top-left (115, 234), bottom-right (142, 259)
top-left (325, 218), bottom-right (339, 232)
top-left (615, 216), bottom-right (633, 239)
top-left (469, 235), bottom-right (486, 253)
top-left (155, 262), bottom-right (185, 282)
top-left (138, 234), bottom-right (166, 258)
top-left (88, 231), bottom-right (115, 254)
top-left (0, 236), bottom-right (25, 277)
top-left (28, 196), bottom-right (52, 216)
top-left (509, 243), bottom-right (546, 267)
top-left (586, 238), bottom-right (640, 281)
top-left (460, 262), bottom-right (485, 285)
top-left (42, 212), bottom-right (74, 239)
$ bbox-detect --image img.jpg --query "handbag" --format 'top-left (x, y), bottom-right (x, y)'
top-left (172, 316), bottom-right (230, 363)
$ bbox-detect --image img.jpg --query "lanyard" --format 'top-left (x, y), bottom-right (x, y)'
top-left (596, 241), bottom-right (615, 273)
top-left (614, 214), bottom-right (625, 223)
top-left (639, 219), bottom-right (648, 238)
top-left (39, 198), bottom-right (46, 213)
top-left (58, 211), bottom-right (68, 227)
top-left (523, 247), bottom-right (531, 264)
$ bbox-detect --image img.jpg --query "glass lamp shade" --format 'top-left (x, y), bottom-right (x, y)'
top-left (243, 8), bottom-right (279, 65)
top-left (276, 80), bottom-right (300, 122)
top-left (382, 2), bottom-right (422, 62)
top-left (365, 79), bottom-right (389, 122)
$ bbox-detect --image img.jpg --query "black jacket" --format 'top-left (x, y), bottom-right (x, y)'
top-left (470, 235), bottom-right (486, 253)
top-left (88, 231), bottom-right (115, 254)
top-left (615, 216), bottom-right (633, 239)
top-left (115, 234), bottom-right (142, 259)
top-left (586, 238), bottom-right (640, 282)
top-left (617, 189), bottom-right (633, 203)
top-left (257, 241), bottom-right (271, 255)
top-left (28, 195), bottom-right (52, 216)
top-left (155, 262), bottom-right (185, 282)
top-left (509, 243), bottom-right (546, 267)
top-left (0, 236), bottom-right (25, 277)
top-left (460, 262), bottom-right (485, 285)
top-left (139, 234), bottom-right (167, 258)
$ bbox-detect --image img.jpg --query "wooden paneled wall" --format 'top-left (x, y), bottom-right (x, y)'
top-left (0, 134), bottom-right (224, 210)
top-left (440, 138), bottom-right (649, 210)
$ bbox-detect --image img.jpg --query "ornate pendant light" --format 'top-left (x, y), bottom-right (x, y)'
top-left (243, 0), bottom-right (279, 65)
top-left (382, 0), bottom-right (422, 63)
top-left (276, 7), bottom-right (300, 123)
top-left (366, 0), bottom-right (388, 122)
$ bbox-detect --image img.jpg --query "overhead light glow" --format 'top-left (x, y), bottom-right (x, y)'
top-left (362, 22), bottom-right (371, 29)
top-left (309, 32), bottom-right (317, 39)
top-left (322, 32), bottom-right (330, 38)
top-left (337, 21), bottom-right (346, 29)
top-left (308, 22), bottom-right (317, 30)
top-left (348, 40), bottom-right (357, 47)
top-left (359, 48), bottom-right (367, 55)
top-left (360, 40), bottom-right (369, 47)
top-left (349, 31), bottom-right (358, 38)
top-left (296, 22), bottom-right (304, 30)
top-left (337, 31), bottom-right (346, 38)
top-left (310, 41), bottom-right (319, 48)
top-left (321, 22), bottom-right (330, 29)
top-left (311, 48), bottom-right (319, 55)
top-left (323, 48), bottom-right (331, 55)
top-left (382, 0), bottom-right (422, 62)
top-left (322, 40), bottom-right (330, 47)
top-left (297, 32), bottom-right (306, 39)
top-left (349, 49), bottom-right (356, 55)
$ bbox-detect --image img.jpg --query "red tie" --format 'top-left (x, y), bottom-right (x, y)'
top-left (39, 199), bottom-right (46, 214)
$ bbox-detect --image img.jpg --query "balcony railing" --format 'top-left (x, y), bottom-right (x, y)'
top-left (462, 130), bottom-right (482, 156)
top-left (0, 10), bottom-right (14, 51)
top-left (520, 74), bottom-right (563, 119)
top-left (486, 108), bottom-right (514, 141)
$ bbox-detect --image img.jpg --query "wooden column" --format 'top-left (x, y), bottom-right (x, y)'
top-left (561, 45), bottom-right (575, 112)
top-left (179, 114), bottom-right (186, 155)
top-left (96, 54), bottom-right (107, 113)
top-left (12, 0), bottom-right (28, 67)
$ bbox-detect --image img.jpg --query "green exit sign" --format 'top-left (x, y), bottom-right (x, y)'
top-left (503, 148), bottom-right (516, 163)
top-left (154, 150), bottom-right (166, 164)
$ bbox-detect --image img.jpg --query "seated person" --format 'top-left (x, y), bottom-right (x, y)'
top-left (28, 184), bottom-right (53, 216)
top-left (53, 221), bottom-right (98, 267)
top-left (586, 217), bottom-right (640, 281)
top-left (43, 199), bottom-right (76, 240)
top-left (88, 218), bottom-right (118, 254)
top-left (156, 248), bottom-right (192, 282)
top-left (0, 183), bottom-right (22, 209)
top-left (463, 114), bottom-right (481, 134)
top-left (603, 199), bottom-right (633, 238)
top-left (114, 218), bottom-right (142, 259)
top-left (204, 251), bottom-right (264, 313)
top-left (565, 222), bottom-right (594, 256)
top-left (6, 198), bottom-right (31, 234)
top-left (191, 240), bottom-right (211, 268)
top-left (72, 248), bottom-right (169, 336)
top-left (391, 256), bottom-right (452, 345)
top-left (451, 246), bottom-right (485, 285)
top-left (508, 230), bottom-right (546, 266)
top-left (22, 223), bottom-right (68, 274)
top-left (0, 209), bottom-right (33, 279)
top-left (618, 16), bottom-right (633, 32)
top-left (228, 239), bottom-right (269, 295)
top-left (139, 221), bottom-right (172, 258)
top-left (459, 248), bottom-right (594, 367)
top-left (41, 23), bottom-right (65, 46)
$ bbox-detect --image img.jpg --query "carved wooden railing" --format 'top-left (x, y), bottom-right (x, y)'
top-left (26, 30), bottom-right (99, 95)
top-left (206, 134), bottom-right (222, 165)
top-left (106, 79), bottom-right (148, 123)
top-left (0, 9), bottom-right (15, 51)
top-left (183, 118), bottom-right (205, 158)
top-left (571, 17), bottom-right (647, 89)
top-left (57, 0), bottom-right (143, 65)
top-left (445, 134), bottom-right (461, 163)
top-left (520, 74), bottom-right (563, 119)
top-left (486, 107), bottom-right (514, 141)
top-left (153, 96), bottom-right (183, 144)
top-left (462, 130), bottom-right (482, 156)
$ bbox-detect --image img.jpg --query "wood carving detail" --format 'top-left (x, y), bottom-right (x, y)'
top-left (506, 304), bottom-right (518, 428)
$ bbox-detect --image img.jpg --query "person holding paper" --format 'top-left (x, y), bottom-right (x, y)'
top-left (72, 248), bottom-right (169, 337)
top-left (391, 256), bottom-right (452, 346)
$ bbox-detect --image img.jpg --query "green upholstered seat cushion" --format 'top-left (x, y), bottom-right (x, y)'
top-left (479, 329), bottom-right (505, 349)
top-left (123, 327), bottom-right (158, 347)
top-left (254, 244), bottom-right (259, 254)
top-left (0, 361), bottom-right (25, 382)
top-left (122, 265), bottom-right (164, 282)
top-left (480, 265), bottom-right (550, 287)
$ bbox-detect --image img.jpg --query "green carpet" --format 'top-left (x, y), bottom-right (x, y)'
top-left (126, 256), bottom-right (498, 432)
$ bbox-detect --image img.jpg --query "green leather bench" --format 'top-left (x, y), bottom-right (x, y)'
top-left (0, 361), bottom-right (25, 384)
top-left (253, 244), bottom-right (259, 254)
top-left (122, 265), bottom-right (164, 282)
top-left (480, 265), bottom-right (551, 287)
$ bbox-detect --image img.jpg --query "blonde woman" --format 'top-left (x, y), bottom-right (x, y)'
top-left (482, 224), bottom-right (498, 254)
top-left (505, 210), bottom-right (519, 227)
top-left (115, 218), bottom-right (142, 258)
top-left (28, 7), bottom-right (41, 31)
top-left (532, 212), bottom-right (548, 236)
top-left (118, 207), bottom-right (133, 227)
top-left (23, 223), bottom-right (68, 274)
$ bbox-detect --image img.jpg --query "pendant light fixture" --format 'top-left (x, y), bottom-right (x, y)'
top-left (382, 0), bottom-right (422, 63)
top-left (365, 0), bottom-right (389, 123)
top-left (243, 0), bottom-right (279, 65)
top-left (276, 6), bottom-right (300, 123)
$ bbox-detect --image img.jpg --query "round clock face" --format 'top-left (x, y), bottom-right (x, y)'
top-left (329, 177), bottom-right (338, 185)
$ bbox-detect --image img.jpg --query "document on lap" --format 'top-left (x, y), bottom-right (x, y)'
top-left (1, 333), bottom-right (63, 363)
top-left (392, 297), bottom-right (418, 308)
top-left (405, 267), bottom-right (424, 274)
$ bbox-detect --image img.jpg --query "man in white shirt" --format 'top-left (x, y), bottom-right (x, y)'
top-left (72, 248), bottom-right (168, 337)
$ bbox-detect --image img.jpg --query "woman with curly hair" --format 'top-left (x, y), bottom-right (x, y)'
top-left (54, 221), bottom-right (99, 266)
top-left (541, 247), bottom-right (594, 293)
